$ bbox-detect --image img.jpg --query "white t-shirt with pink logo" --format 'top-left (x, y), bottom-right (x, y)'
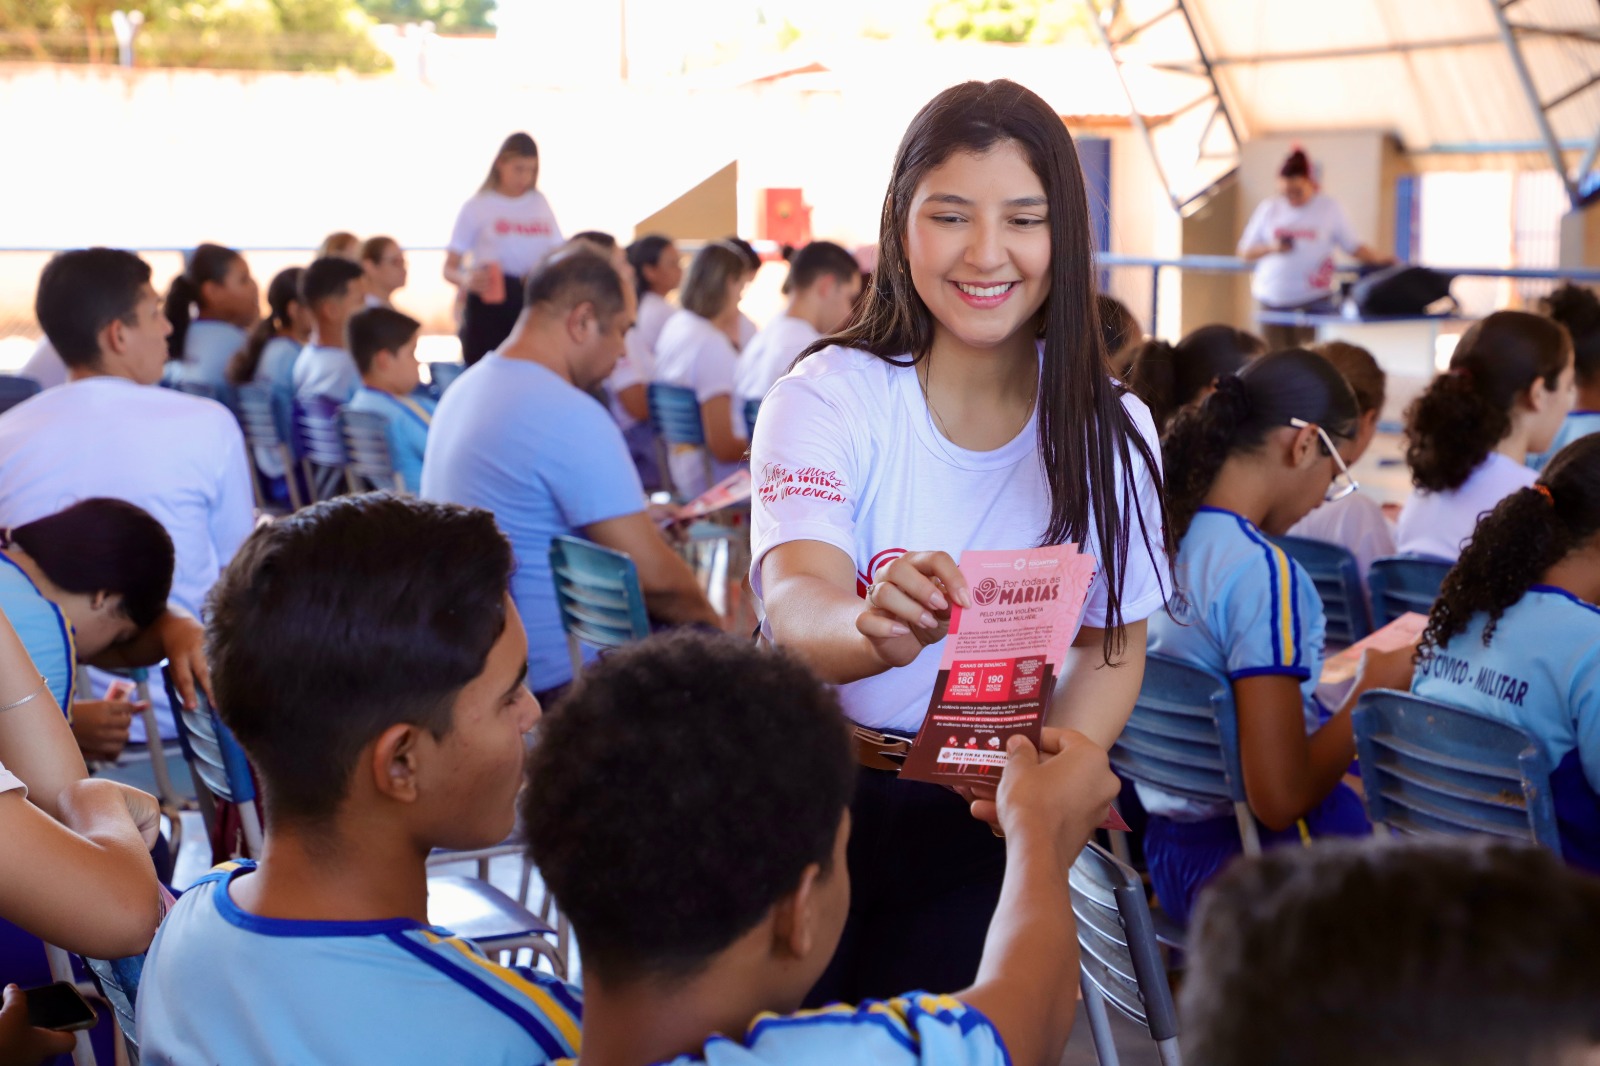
top-left (447, 189), bottom-right (564, 278)
top-left (749, 345), bottom-right (1171, 733)
top-left (1238, 192), bottom-right (1359, 308)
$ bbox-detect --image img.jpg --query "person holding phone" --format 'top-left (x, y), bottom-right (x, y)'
top-left (750, 79), bottom-right (1172, 1005)
top-left (1238, 148), bottom-right (1392, 350)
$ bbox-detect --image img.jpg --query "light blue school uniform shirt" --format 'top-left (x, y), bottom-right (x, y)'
top-left (421, 353), bottom-right (646, 691)
top-left (348, 386), bottom-right (435, 493)
top-left (292, 343), bottom-right (360, 404)
top-left (572, 995), bottom-right (1006, 1066)
top-left (0, 553), bottom-right (73, 712)
top-left (1412, 586), bottom-right (1600, 871)
top-left (1143, 506), bottom-right (1327, 821)
top-left (174, 319), bottom-right (248, 389)
top-left (1529, 410), bottom-right (1600, 471)
top-left (255, 335), bottom-right (302, 393)
top-left (137, 860), bottom-right (582, 1066)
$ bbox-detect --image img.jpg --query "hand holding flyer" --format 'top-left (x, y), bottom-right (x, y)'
top-left (899, 545), bottom-right (1098, 785)
top-left (1319, 611), bottom-right (1428, 686)
top-left (672, 469), bottom-right (753, 524)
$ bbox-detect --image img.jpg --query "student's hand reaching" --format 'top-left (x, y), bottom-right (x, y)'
top-left (156, 612), bottom-right (212, 709)
top-left (69, 699), bottom-right (139, 763)
top-left (1353, 642), bottom-right (1419, 696)
top-left (971, 729), bottom-right (1120, 861)
top-left (0, 985), bottom-right (76, 1066)
top-left (856, 551), bottom-right (971, 668)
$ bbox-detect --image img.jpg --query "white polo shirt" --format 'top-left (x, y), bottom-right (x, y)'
top-left (447, 190), bottom-right (564, 279)
top-left (653, 309), bottom-right (745, 498)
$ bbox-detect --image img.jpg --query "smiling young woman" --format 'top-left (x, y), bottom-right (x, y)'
top-left (749, 79), bottom-right (1174, 1004)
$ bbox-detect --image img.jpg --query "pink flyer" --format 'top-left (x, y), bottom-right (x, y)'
top-left (673, 469), bottom-right (752, 523)
top-left (899, 544), bottom-right (1098, 785)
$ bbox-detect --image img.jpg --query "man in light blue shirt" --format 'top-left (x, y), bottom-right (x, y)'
top-left (346, 306), bottom-right (434, 493)
top-left (422, 249), bottom-right (718, 699)
top-left (291, 257), bottom-right (365, 404)
top-left (137, 494), bottom-right (580, 1064)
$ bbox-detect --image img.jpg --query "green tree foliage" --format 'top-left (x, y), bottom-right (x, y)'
top-left (354, 0), bottom-right (494, 33)
top-left (926, 0), bottom-right (1091, 45)
top-left (0, 0), bottom-right (390, 70)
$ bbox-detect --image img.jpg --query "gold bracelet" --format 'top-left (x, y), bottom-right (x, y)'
top-left (0, 675), bottom-right (48, 713)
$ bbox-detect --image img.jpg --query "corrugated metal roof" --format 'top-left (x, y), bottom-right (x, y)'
top-left (1168, 0), bottom-right (1600, 153)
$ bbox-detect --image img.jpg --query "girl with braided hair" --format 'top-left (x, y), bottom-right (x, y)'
top-left (1142, 348), bottom-right (1414, 925)
top-left (1413, 433), bottom-right (1600, 871)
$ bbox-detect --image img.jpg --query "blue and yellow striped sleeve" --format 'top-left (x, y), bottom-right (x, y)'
top-left (1220, 526), bottom-right (1313, 681)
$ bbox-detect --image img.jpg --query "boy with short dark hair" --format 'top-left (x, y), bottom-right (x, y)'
top-left (291, 256), bottom-right (368, 403)
top-left (522, 629), bottom-right (1119, 1066)
top-left (137, 494), bottom-right (579, 1064)
top-left (347, 306), bottom-right (433, 492)
top-left (1182, 838), bottom-right (1600, 1066)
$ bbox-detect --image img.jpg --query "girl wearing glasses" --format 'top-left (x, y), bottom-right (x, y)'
top-left (1398, 311), bottom-right (1574, 561)
top-left (1139, 348), bottom-right (1414, 926)
top-left (1413, 433), bottom-right (1600, 872)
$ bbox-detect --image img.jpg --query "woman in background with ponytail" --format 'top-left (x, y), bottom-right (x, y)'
top-left (1413, 433), bottom-right (1600, 871)
top-left (1397, 311), bottom-right (1574, 560)
top-left (164, 243), bottom-right (259, 389)
top-left (1126, 323), bottom-right (1264, 430)
top-left (228, 266), bottom-right (311, 392)
top-left (1141, 349), bottom-right (1413, 925)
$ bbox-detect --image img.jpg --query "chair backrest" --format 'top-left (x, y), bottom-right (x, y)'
top-left (548, 535), bottom-right (650, 670)
top-left (1353, 688), bottom-right (1561, 853)
top-left (340, 408), bottom-right (404, 492)
top-left (1070, 841), bottom-right (1181, 1057)
top-left (1269, 534), bottom-right (1372, 646)
top-left (648, 383), bottom-right (706, 447)
top-left (0, 372), bottom-right (42, 414)
top-left (1112, 654), bottom-right (1260, 855)
top-left (1368, 555), bottom-right (1452, 627)
top-left (163, 667), bottom-right (263, 858)
top-left (743, 397), bottom-right (762, 437)
top-left (235, 384), bottom-right (286, 451)
top-left (82, 952), bottom-right (145, 1059)
top-left (426, 360), bottom-right (465, 397)
top-left (297, 397), bottom-right (350, 502)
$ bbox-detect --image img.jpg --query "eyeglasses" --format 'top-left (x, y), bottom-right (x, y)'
top-left (1288, 417), bottom-right (1360, 502)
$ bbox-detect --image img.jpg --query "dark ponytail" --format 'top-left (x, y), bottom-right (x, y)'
top-left (1128, 323), bottom-right (1266, 429)
top-left (165, 243), bottom-right (242, 362)
top-left (1405, 310), bottom-right (1572, 492)
top-left (1421, 433), bottom-right (1600, 657)
top-left (8, 499), bottom-right (174, 629)
top-left (1543, 283), bottom-right (1600, 389)
top-left (625, 234), bottom-right (674, 299)
top-left (1163, 348), bottom-right (1359, 540)
top-left (230, 266), bottom-right (304, 385)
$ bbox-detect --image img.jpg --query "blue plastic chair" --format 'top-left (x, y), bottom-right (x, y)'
top-left (1111, 654), bottom-right (1261, 857)
top-left (172, 379), bottom-right (236, 410)
top-left (340, 409), bottom-right (404, 493)
top-left (296, 397), bottom-right (349, 503)
top-left (744, 397), bottom-right (762, 437)
top-left (1071, 841), bottom-right (1182, 1066)
top-left (1353, 689), bottom-right (1561, 854)
top-left (648, 382), bottom-right (711, 500)
top-left (236, 384), bottom-right (305, 510)
top-left (0, 372), bottom-right (42, 414)
top-left (80, 952), bottom-right (144, 1063)
top-left (548, 534), bottom-right (651, 680)
top-left (1368, 555), bottom-right (1452, 627)
top-left (1270, 534), bottom-right (1372, 647)
top-left (161, 668), bottom-right (567, 973)
top-left (425, 360), bottom-right (465, 398)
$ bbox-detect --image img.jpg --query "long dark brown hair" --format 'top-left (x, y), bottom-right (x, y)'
top-left (806, 79), bottom-right (1172, 661)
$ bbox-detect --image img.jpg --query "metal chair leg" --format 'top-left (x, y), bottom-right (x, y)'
top-left (1081, 971), bottom-right (1122, 1066)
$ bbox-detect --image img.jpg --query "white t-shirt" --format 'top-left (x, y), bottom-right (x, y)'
top-left (749, 345), bottom-right (1171, 733)
top-left (0, 376), bottom-right (253, 615)
top-left (292, 344), bottom-right (360, 405)
top-left (1396, 452), bottom-right (1536, 561)
top-left (447, 189), bottom-right (563, 278)
top-left (606, 328), bottom-right (653, 431)
top-left (737, 311), bottom-right (759, 351)
top-left (1287, 490), bottom-right (1396, 584)
top-left (1238, 193), bottom-right (1360, 307)
top-left (635, 292), bottom-right (675, 355)
top-left (653, 309), bottom-right (743, 497)
top-left (736, 314), bottom-right (820, 408)
top-left (19, 338), bottom-right (67, 390)
top-left (0, 757), bottom-right (23, 797)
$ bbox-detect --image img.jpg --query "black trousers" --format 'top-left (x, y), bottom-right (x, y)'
top-left (460, 276), bottom-right (526, 366)
top-left (803, 764), bottom-right (1007, 1007)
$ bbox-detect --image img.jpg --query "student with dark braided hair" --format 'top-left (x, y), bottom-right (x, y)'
top-left (1413, 433), bottom-right (1600, 872)
top-left (1530, 283), bottom-right (1600, 470)
top-left (1397, 310), bottom-right (1573, 560)
top-left (1125, 323), bottom-right (1265, 431)
top-left (1142, 349), bottom-right (1415, 925)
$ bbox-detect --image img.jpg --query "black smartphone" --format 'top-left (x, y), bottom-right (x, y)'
top-left (23, 981), bottom-right (98, 1032)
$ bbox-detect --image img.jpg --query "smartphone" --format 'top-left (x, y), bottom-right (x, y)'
top-left (23, 982), bottom-right (97, 1032)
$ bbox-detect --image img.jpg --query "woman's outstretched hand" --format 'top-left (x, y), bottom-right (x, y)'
top-left (856, 550), bottom-right (971, 668)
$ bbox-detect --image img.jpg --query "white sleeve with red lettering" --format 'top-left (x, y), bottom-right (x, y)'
top-left (747, 347), bottom-right (872, 599)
